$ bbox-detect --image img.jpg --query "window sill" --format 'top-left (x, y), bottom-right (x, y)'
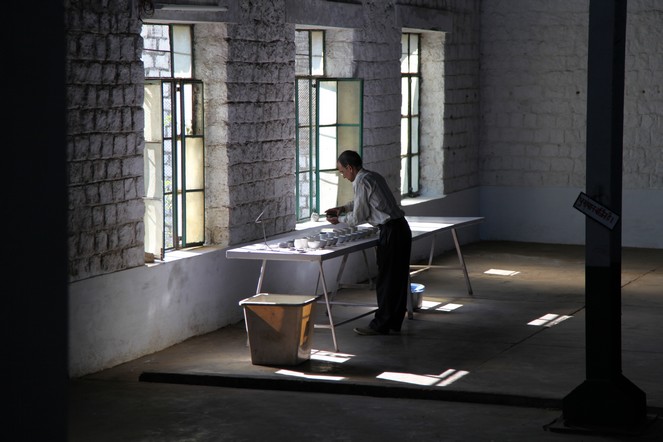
top-left (145, 245), bottom-right (224, 267)
top-left (401, 194), bottom-right (445, 206)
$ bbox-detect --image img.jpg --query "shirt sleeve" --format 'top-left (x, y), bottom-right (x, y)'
top-left (341, 176), bottom-right (371, 226)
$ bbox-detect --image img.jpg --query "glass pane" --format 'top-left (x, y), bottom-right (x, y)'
top-left (144, 197), bottom-right (163, 256)
top-left (318, 81), bottom-right (337, 126)
top-left (164, 193), bottom-right (174, 249)
top-left (185, 191), bottom-right (204, 244)
top-left (141, 24), bottom-right (167, 50)
top-left (319, 127), bottom-right (337, 169)
top-left (299, 145), bottom-right (311, 170)
top-left (295, 31), bottom-right (310, 75)
top-left (410, 34), bottom-right (419, 73)
top-left (319, 170), bottom-right (340, 214)
top-left (337, 126), bottom-right (360, 155)
top-left (176, 139), bottom-right (183, 193)
top-left (145, 51), bottom-right (172, 78)
top-left (337, 81), bottom-right (361, 125)
top-left (173, 50), bottom-right (192, 78)
top-left (144, 83), bottom-right (163, 142)
top-left (411, 116), bottom-right (419, 154)
top-left (411, 155), bottom-right (420, 193)
top-left (185, 137), bottom-right (204, 190)
top-left (400, 34), bottom-right (408, 73)
top-left (162, 83), bottom-right (173, 138)
top-left (176, 193), bottom-right (183, 247)
top-left (141, 24), bottom-right (171, 78)
top-left (175, 84), bottom-right (182, 139)
top-left (400, 117), bottom-right (408, 155)
top-left (183, 82), bottom-right (204, 136)
top-left (400, 157), bottom-right (408, 195)
top-left (311, 31), bottom-right (324, 76)
top-left (295, 54), bottom-right (310, 76)
top-left (310, 83), bottom-right (317, 128)
top-left (173, 25), bottom-right (192, 78)
top-left (172, 26), bottom-right (191, 57)
top-left (411, 77), bottom-right (419, 113)
top-left (163, 139), bottom-right (173, 193)
top-left (401, 77), bottom-right (409, 116)
top-left (144, 141), bottom-right (162, 198)
top-left (298, 127), bottom-right (311, 159)
top-left (298, 171), bottom-right (311, 219)
top-left (297, 79), bottom-right (312, 125)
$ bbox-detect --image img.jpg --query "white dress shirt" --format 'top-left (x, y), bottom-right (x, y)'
top-left (339, 169), bottom-right (405, 227)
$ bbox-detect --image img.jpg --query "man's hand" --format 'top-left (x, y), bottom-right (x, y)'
top-left (325, 207), bottom-right (341, 217)
top-left (325, 207), bottom-right (342, 225)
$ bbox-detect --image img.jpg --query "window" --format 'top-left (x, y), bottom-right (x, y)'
top-left (295, 30), bottom-right (363, 220)
top-left (401, 33), bottom-right (421, 196)
top-left (142, 24), bottom-right (205, 258)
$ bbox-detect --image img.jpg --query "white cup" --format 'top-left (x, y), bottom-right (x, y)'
top-left (295, 238), bottom-right (307, 249)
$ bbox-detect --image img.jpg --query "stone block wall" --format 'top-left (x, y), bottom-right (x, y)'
top-left (195, 23), bottom-right (230, 246)
top-left (63, 0), bottom-right (483, 280)
top-left (354, 1), bottom-right (406, 190)
top-left (223, 0), bottom-right (297, 245)
top-left (65, 0), bottom-right (146, 282)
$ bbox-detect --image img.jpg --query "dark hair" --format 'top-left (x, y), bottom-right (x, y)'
top-left (337, 150), bottom-right (363, 169)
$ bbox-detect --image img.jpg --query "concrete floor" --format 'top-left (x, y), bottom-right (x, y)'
top-left (69, 241), bottom-right (663, 441)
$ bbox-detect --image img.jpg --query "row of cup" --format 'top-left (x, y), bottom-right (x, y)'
top-left (322, 227), bottom-right (378, 244)
top-left (281, 226), bottom-right (379, 251)
top-left (293, 237), bottom-right (326, 250)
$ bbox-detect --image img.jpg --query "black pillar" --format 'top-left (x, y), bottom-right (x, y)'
top-left (562, 0), bottom-right (646, 428)
top-left (8, 2), bottom-right (68, 441)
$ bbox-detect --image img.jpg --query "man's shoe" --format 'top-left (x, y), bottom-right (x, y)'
top-left (353, 327), bottom-right (388, 336)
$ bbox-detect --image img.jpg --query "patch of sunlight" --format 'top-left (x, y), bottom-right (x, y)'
top-left (310, 349), bottom-right (354, 363)
top-left (377, 369), bottom-right (470, 387)
top-left (419, 300), bottom-right (463, 312)
top-left (528, 313), bottom-right (572, 327)
top-left (437, 303), bottom-right (462, 312)
top-left (419, 300), bottom-right (442, 310)
top-left (275, 369), bottom-right (346, 381)
top-left (484, 268), bottom-right (520, 276)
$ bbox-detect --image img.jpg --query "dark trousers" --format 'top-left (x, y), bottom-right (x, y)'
top-left (370, 217), bottom-right (412, 332)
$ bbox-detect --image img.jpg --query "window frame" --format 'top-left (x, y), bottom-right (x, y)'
top-left (400, 32), bottom-right (421, 197)
top-left (142, 23), bottom-right (205, 257)
top-left (295, 30), bottom-right (363, 220)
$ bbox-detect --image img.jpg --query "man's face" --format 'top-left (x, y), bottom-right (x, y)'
top-left (337, 161), bottom-right (358, 182)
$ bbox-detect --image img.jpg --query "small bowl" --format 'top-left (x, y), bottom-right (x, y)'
top-left (308, 240), bottom-right (321, 249)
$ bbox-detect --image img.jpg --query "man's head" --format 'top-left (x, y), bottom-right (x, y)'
top-left (337, 150), bottom-right (362, 182)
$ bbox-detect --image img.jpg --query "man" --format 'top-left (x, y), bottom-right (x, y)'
top-left (325, 150), bottom-right (412, 335)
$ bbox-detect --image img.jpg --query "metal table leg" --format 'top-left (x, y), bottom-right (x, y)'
top-left (451, 228), bottom-right (473, 295)
top-left (313, 261), bottom-right (339, 351)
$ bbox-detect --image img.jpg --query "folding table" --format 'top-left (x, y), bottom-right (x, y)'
top-left (226, 216), bottom-right (484, 351)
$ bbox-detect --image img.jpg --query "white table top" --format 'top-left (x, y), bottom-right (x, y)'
top-left (226, 216), bottom-right (484, 263)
